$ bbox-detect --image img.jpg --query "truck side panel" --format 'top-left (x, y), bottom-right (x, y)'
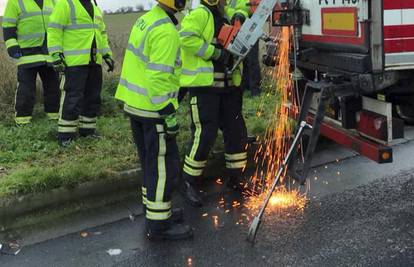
top-left (384, 0), bottom-right (414, 70)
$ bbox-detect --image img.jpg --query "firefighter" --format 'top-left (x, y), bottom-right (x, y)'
top-left (179, 0), bottom-right (248, 207)
top-left (47, 0), bottom-right (114, 146)
top-left (227, 0), bottom-right (262, 97)
top-left (2, 0), bottom-right (60, 125)
top-left (115, 0), bottom-right (193, 240)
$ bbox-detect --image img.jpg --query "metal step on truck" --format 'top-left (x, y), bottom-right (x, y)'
top-left (260, 0), bottom-right (414, 182)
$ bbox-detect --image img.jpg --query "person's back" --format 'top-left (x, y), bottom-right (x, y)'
top-left (115, 1), bottom-right (193, 241)
top-left (115, 5), bottom-right (180, 116)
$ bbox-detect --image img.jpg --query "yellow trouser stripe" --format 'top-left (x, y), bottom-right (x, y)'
top-left (78, 122), bottom-right (96, 129)
top-left (185, 156), bottom-right (207, 168)
top-left (58, 75), bottom-right (66, 119)
top-left (225, 152), bottom-right (248, 161)
top-left (58, 126), bottom-right (77, 133)
top-left (189, 96), bottom-right (201, 159)
top-left (58, 118), bottom-right (78, 126)
top-left (146, 210), bottom-right (172, 221)
top-left (226, 160), bottom-right (248, 169)
top-left (146, 200), bottom-right (171, 210)
top-left (155, 124), bottom-right (167, 202)
top-left (46, 113), bottom-right (59, 120)
top-left (79, 116), bottom-right (96, 122)
top-left (183, 164), bottom-right (203, 177)
top-left (15, 116), bottom-right (32, 124)
top-left (142, 195), bottom-right (147, 205)
top-left (142, 186), bottom-right (147, 205)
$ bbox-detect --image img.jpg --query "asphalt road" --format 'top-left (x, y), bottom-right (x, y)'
top-left (1, 168), bottom-right (413, 267)
top-left (2, 133), bottom-right (414, 266)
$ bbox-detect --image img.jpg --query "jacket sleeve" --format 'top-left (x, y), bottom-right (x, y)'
top-left (179, 8), bottom-right (215, 60)
top-left (47, 0), bottom-right (70, 55)
top-left (2, 0), bottom-right (19, 50)
top-left (97, 8), bottom-right (112, 57)
top-left (146, 26), bottom-right (180, 110)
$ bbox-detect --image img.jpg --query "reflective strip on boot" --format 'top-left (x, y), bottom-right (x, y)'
top-left (58, 118), bottom-right (78, 133)
top-left (46, 112), bottom-right (59, 120)
top-left (15, 116), bottom-right (32, 125)
top-left (79, 116), bottom-right (97, 130)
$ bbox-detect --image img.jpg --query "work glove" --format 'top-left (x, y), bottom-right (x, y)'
top-left (212, 48), bottom-right (230, 64)
top-left (7, 45), bottom-right (23, 59)
top-left (52, 52), bottom-right (67, 73)
top-left (231, 12), bottom-right (246, 25)
top-left (164, 113), bottom-right (179, 139)
top-left (103, 54), bottom-right (115, 72)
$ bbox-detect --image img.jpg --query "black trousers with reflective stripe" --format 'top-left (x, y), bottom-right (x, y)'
top-left (183, 89), bottom-right (248, 183)
top-left (241, 41), bottom-right (261, 96)
top-left (130, 116), bottom-right (180, 230)
top-left (59, 65), bottom-right (102, 137)
top-left (15, 65), bottom-right (60, 117)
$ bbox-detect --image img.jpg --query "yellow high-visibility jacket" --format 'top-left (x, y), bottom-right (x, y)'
top-left (179, 5), bottom-right (241, 88)
top-left (115, 5), bottom-right (181, 118)
top-left (225, 0), bottom-right (250, 19)
top-left (2, 0), bottom-right (57, 67)
top-left (47, 0), bottom-right (111, 66)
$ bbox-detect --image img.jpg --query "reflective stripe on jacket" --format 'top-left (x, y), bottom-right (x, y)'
top-left (2, 0), bottom-right (57, 66)
top-left (47, 0), bottom-right (112, 66)
top-left (115, 5), bottom-right (180, 116)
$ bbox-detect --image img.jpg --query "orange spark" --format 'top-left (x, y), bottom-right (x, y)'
top-left (244, 26), bottom-right (307, 214)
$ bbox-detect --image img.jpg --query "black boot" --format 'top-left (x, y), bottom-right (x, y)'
top-left (180, 181), bottom-right (203, 207)
top-left (79, 129), bottom-right (101, 139)
top-left (146, 223), bottom-right (194, 241)
top-left (170, 207), bottom-right (184, 223)
top-left (58, 133), bottom-right (76, 147)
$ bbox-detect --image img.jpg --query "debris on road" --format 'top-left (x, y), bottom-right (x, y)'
top-left (106, 249), bottom-right (122, 256)
top-left (0, 242), bottom-right (22, 255)
top-left (80, 232), bottom-right (89, 238)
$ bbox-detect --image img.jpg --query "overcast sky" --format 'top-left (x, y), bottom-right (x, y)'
top-left (0, 0), bottom-right (155, 15)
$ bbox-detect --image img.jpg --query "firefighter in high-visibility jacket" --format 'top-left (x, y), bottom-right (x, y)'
top-left (2, 0), bottom-right (60, 125)
top-left (227, 0), bottom-right (262, 96)
top-left (179, 0), bottom-right (248, 207)
top-left (115, 0), bottom-right (193, 240)
top-left (47, 0), bottom-right (114, 146)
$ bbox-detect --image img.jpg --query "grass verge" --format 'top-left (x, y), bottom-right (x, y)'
top-left (0, 82), bottom-right (274, 198)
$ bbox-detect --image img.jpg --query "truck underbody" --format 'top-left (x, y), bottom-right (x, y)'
top-left (261, 0), bottom-right (414, 182)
